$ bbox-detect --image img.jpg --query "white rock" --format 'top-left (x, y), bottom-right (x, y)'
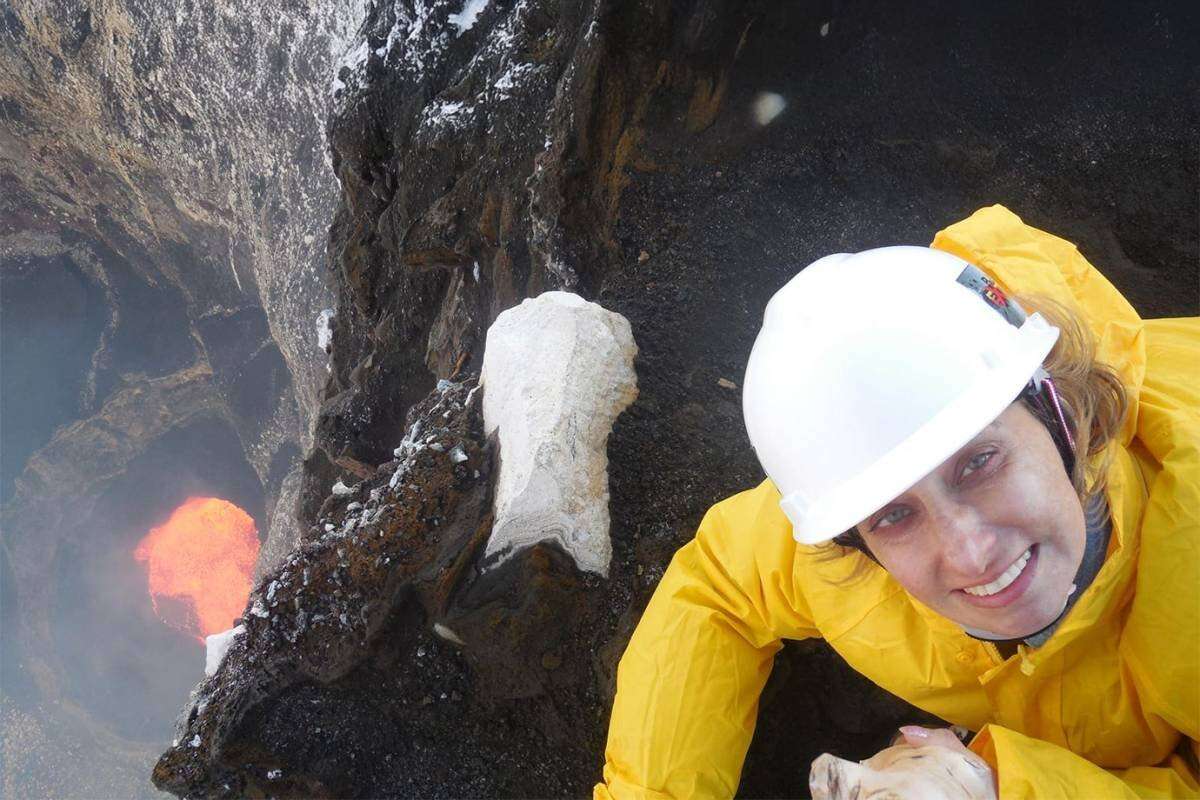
top-left (316, 308), bottom-right (335, 352)
top-left (752, 91), bottom-right (787, 126)
top-left (331, 479), bottom-right (355, 496)
top-left (480, 291), bottom-right (638, 576)
top-left (204, 624), bottom-right (245, 677)
top-left (433, 622), bottom-right (465, 646)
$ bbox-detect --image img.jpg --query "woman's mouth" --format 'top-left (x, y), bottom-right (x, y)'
top-left (957, 544), bottom-right (1038, 608)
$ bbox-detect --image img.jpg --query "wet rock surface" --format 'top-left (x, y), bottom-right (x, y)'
top-left (153, 378), bottom-right (608, 797)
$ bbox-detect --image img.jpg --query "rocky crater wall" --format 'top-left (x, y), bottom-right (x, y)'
top-left (1, 0), bottom-right (366, 796)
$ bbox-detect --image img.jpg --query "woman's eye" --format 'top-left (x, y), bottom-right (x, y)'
top-left (962, 451), bottom-right (996, 479)
top-left (870, 452), bottom-right (998, 532)
top-left (873, 507), bottom-right (911, 530)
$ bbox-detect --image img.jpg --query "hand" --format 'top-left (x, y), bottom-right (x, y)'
top-left (809, 725), bottom-right (997, 800)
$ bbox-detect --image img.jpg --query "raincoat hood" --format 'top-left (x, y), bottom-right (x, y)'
top-left (932, 204), bottom-right (1146, 448)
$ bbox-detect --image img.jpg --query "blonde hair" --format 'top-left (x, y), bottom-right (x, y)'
top-left (822, 292), bottom-right (1131, 577)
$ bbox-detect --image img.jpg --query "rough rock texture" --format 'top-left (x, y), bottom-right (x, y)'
top-left (481, 291), bottom-right (638, 577)
top-left (0, 0), bottom-right (370, 451)
top-left (153, 378), bottom-right (609, 798)
top-left (0, 0), bottom-right (368, 796)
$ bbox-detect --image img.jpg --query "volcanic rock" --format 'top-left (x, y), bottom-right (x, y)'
top-left (152, 377), bottom-right (607, 798)
top-left (1, 0), bottom-right (372, 794)
top-left (481, 291), bottom-right (638, 577)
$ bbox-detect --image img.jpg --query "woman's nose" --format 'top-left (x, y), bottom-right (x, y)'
top-left (930, 501), bottom-right (997, 579)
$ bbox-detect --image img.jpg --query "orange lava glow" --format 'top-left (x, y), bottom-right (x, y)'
top-left (134, 497), bottom-right (259, 642)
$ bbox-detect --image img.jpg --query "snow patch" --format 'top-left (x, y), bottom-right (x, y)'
top-left (204, 625), bottom-right (245, 677)
top-left (374, 1), bottom-right (444, 74)
top-left (316, 308), bottom-right (335, 352)
top-left (420, 98), bottom-right (474, 133)
top-left (449, 0), bottom-right (490, 35)
top-left (493, 61), bottom-right (535, 95)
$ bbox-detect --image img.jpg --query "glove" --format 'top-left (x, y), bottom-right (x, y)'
top-left (809, 726), bottom-right (998, 800)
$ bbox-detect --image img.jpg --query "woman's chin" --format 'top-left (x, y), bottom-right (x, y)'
top-left (953, 593), bottom-right (1067, 640)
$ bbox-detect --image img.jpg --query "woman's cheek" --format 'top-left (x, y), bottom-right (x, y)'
top-left (871, 537), bottom-right (935, 599)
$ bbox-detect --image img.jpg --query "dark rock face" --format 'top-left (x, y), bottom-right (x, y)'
top-left (153, 378), bottom-right (609, 798)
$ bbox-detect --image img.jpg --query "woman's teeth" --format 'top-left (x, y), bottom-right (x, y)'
top-left (963, 547), bottom-right (1032, 596)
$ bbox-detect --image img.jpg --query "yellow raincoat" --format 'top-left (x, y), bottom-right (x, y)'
top-left (596, 206), bottom-right (1200, 799)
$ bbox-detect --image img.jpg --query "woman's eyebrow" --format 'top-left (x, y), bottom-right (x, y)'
top-left (862, 421), bottom-right (1008, 529)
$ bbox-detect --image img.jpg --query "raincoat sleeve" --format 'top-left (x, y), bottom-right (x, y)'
top-left (970, 726), bottom-right (1200, 799)
top-left (972, 314), bottom-right (1200, 799)
top-left (595, 491), bottom-right (821, 799)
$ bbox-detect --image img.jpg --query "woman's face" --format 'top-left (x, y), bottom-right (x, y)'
top-left (856, 402), bottom-right (1086, 639)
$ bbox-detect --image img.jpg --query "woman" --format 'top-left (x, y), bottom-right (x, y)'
top-left (595, 205), bottom-right (1198, 798)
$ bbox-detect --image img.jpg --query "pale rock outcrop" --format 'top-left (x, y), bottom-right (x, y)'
top-left (480, 292), bottom-right (638, 577)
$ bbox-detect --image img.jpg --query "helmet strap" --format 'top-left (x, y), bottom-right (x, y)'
top-left (1042, 376), bottom-right (1075, 453)
top-left (1022, 368), bottom-right (1076, 476)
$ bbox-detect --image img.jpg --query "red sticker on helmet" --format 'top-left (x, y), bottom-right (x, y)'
top-left (956, 264), bottom-right (1027, 327)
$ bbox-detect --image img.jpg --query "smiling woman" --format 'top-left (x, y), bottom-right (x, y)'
top-left (856, 403), bottom-right (1087, 642)
top-left (596, 205), bottom-right (1199, 799)
top-left (826, 289), bottom-right (1131, 645)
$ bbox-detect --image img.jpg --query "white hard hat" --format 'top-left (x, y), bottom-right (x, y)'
top-left (742, 246), bottom-right (1059, 545)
